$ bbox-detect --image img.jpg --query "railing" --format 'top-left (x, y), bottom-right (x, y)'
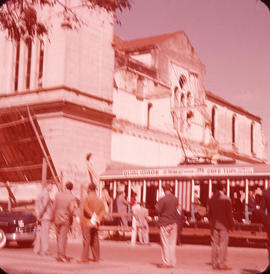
top-left (98, 213), bottom-right (267, 241)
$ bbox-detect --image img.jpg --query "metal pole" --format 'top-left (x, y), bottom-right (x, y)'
top-left (190, 179), bottom-right (196, 223)
top-left (113, 181), bottom-right (117, 199)
top-left (226, 178), bottom-right (230, 197)
top-left (208, 179), bottom-right (212, 199)
top-left (244, 178), bottom-right (250, 225)
top-left (128, 180), bottom-right (131, 203)
top-left (158, 179), bottom-right (162, 201)
top-left (143, 180), bottom-right (146, 204)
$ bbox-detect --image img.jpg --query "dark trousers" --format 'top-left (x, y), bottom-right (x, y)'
top-left (81, 226), bottom-right (100, 261)
top-left (55, 223), bottom-right (70, 259)
top-left (267, 232), bottom-right (270, 264)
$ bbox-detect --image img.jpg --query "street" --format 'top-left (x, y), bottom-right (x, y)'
top-left (0, 238), bottom-right (268, 274)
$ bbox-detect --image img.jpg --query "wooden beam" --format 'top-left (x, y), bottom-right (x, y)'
top-left (0, 118), bottom-right (29, 129)
top-left (27, 107), bottom-right (60, 190)
top-left (0, 136), bottom-right (44, 146)
top-left (0, 163), bottom-right (42, 172)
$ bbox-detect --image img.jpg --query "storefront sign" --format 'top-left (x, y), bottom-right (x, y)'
top-left (122, 166), bottom-right (254, 178)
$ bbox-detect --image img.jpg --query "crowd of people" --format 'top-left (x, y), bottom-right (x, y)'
top-left (32, 153), bottom-right (270, 270)
top-left (32, 155), bottom-right (185, 268)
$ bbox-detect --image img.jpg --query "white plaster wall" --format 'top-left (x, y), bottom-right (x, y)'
top-left (63, 7), bottom-right (114, 101)
top-left (130, 53), bottom-right (152, 67)
top-left (149, 97), bottom-right (174, 133)
top-left (111, 132), bottom-right (182, 166)
top-left (113, 88), bottom-right (147, 125)
top-left (37, 114), bottom-right (112, 196)
top-left (206, 100), bottom-right (265, 160)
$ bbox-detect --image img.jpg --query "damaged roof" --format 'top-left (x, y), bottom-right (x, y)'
top-left (114, 30), bottom-right (187, 52)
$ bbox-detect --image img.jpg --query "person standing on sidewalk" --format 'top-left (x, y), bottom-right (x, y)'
top-left (131, 199), bottom-right (140, 246)
top-left (262, 186), bottom-right (270, 265)
top-left (156, 184), bottom-right (179, 268)
top-left (131, 201), bottom-right (150, 245)
top-left (34, 183), bottom-right (53, 256)
top-left (207, 183), bottom-right (234, 271)
top-left (117, 187), bottom-right (129, 229)
top-left (52, 182), bottom-right (76, 263)
top-left (77, 183), bottom-right (105, 263)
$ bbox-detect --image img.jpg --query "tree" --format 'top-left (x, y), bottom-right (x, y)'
top-left (0, 0), bottom-right (131, 42)
top-left (260, 0), bottom-right (270, 10)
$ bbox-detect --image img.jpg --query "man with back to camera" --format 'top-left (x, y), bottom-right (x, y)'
top-left (156, 184), bottom-right (179, 268)
top-left (207, 183), bottom-right (234, 271)
top-left (52, 181), bottom-right (76, 262)
top-left (77, 183), bottom-right (105, 263)
top-left (261, 186), bottom-right (270, 266)
top-left (34, 182), bottom-right (53, 256)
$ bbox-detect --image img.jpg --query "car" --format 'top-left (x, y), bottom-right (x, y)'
top-left (0, 182), bottom-right (37, 248)
top-left (0, 210), bottom-right (37, 248)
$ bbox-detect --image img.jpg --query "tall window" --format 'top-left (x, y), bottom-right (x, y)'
top-left (232, 115), bottom-right (236, 145)
top-left (26, 39), bottom-right (32, 89)
top-left (179, 74), bottom-right (187, 89)
top-left (14, 40), bottom-right (20, 91)
top-left (211, 107), bottom-right (216, 138)
top-left (174, 87), bottom-right (180, 108)
top-left (38, 40), bottom-right (44, 88)
top-left (180, 93), bottom-right (185, 106)
top-left (147, 102), bottom-right (152, 129)
top-left (251, 123), bottom-right (254, 154)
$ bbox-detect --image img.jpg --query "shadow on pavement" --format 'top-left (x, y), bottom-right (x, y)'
top-left (240, 269), bottom-right (261, 274)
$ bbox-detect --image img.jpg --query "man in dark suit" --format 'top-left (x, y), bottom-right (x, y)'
top-left (207, 183), bottom-right (234, 271)
top-left (77, 183), bottom-right (105, 263)
top-left (156, 184), bottom-right (179, 268)
top-left (262, 186), bottom-right (270, 264)
top-left (52, 182), bottom-right (76, 262)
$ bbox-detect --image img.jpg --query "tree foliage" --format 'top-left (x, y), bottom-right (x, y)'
top-left (0, 0), bottom-right (131, 42)
top-left (260, 0), bottom-right (270, 10)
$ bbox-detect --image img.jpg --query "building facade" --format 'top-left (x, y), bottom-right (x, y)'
top-left (112, 32), bottom-right (267, 167)
top-left (0, 3), bottom-right (267, 199)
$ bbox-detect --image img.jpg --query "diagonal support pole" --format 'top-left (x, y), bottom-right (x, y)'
top-left (27, 106), bottom-right (61, 190)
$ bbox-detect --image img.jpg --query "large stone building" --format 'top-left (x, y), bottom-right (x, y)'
top-left (0, 3), bottom-right (267, 199)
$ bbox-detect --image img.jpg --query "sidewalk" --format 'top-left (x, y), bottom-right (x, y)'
top-left (0, 239), bottom-right (268, 274)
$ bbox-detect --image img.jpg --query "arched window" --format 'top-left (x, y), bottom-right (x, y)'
top-left (232, 115), bottom-right (236, 145)
top-left (174, 86), bottom-right (180, 108)
top-left (147, 102), bottom-right (152, 129)
top-left (211, 107), bottom-right (216, 138)
top-left (180, 93), bottom-right (185, 106)
top-left (187, 91), bottom-right (192, 106)
top-left (38, 40), bottom-right (44, 88)
top-left (179, 74), bottom-right (187, 89)
top-left (251, 122), bottom-right (254, 154)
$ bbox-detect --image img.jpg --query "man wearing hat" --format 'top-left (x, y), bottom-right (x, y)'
top-left (156, 184), bottom-right (179, 268)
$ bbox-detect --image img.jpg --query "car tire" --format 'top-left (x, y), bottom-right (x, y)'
top-left (0, 228), bottom-right (7, 248)
top-left (17, 241), bottom-right (34, 248)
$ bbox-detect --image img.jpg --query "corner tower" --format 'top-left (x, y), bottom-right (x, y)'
top-left (0, 2), bottom-right (116, 192)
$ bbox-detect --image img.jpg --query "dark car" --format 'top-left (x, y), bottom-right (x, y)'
top-left (0, 182), bottom-right (37, 248)
top-left (0, 210), bottom-right (36, 248)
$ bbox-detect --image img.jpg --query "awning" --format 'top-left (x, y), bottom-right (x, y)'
top-left (101, 162), bottom-right (270, 180)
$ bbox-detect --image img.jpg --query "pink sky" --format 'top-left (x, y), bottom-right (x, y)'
top-left (115, 0), bottom-right (270, 161)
